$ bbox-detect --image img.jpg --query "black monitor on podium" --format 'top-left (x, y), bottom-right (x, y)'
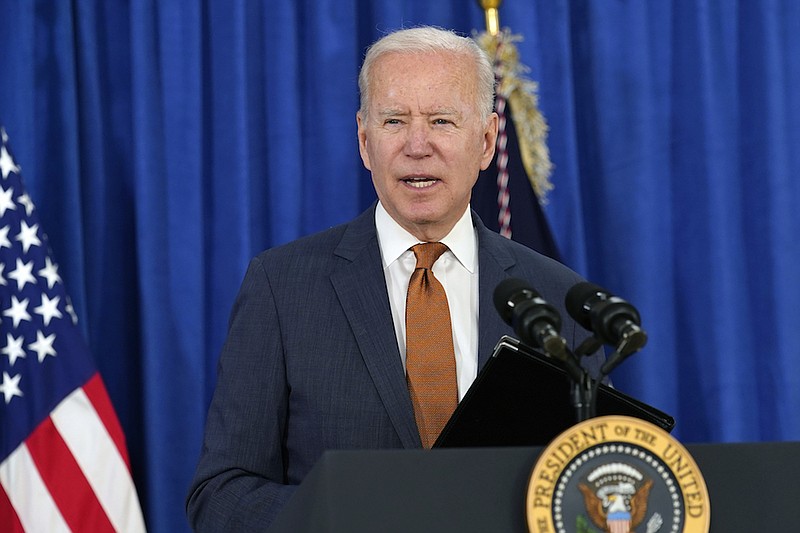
top-left (434, 335), bottom-right (674, 448)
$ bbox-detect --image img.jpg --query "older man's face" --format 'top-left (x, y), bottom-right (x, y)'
top-left (357, 50), bottom-right (498, 242)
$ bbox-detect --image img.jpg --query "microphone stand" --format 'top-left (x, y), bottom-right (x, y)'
top-left (570, 371), bottom-right (592, 422)
top-left (570, 339), bottom-right (642, 422)
top-left (544, 343), bottom-right (594, 423)
top-left (569, 337), bottom-right (606, 423)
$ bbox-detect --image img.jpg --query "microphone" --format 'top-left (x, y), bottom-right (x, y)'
top-left (565, 281), bottom-right (648, 374)
top-left (493, 278), bottom-right (568, 361)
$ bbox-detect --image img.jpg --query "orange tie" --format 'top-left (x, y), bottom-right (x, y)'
top-left (406, 242), bottom-right (458, 448)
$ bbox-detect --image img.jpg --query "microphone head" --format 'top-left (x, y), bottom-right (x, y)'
top-left (565, 281), bottom-right (604, 331)
top-left (566, 280), bottom-right (645, 346)
top-left (493, 277), bottom-right (540, 325)
top-left (494, 277), bottom-right (565, 355)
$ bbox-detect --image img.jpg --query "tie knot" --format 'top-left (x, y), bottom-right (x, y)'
top-left (411, 242), bottom-right (448, 270)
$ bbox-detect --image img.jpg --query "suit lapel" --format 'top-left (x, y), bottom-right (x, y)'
top-left (330, 207), bottom-right (421, 448)
top-left (328, 208), bottom-right (517, 446)
top-left (475, 214), bottom-right (517, 371)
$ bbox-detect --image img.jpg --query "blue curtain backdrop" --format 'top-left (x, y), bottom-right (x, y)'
top-left (2, 1), bottom-right (799, 531)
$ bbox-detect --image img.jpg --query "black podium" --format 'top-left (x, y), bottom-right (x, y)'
top-left (269, 442), bottom-right (800, 532)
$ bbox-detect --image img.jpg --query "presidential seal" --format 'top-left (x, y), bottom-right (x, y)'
top-left (526, 415), bottom-right (709, 533)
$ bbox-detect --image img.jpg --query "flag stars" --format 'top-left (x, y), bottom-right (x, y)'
top-left (17, 193), bottom-right (34, 216)
top-left (38, 257), bottom-right (62, 289)
top-left (0, 186), bottom-right (16, 217)
top-left (1, 333), bottom-right (26, 367)
top-left (34, 294), bottom-right (62, 326)
top-left (0, 225), bottom-right (11, 249)
top-left (0, 143), bottom-right (20, 180)
top-left (15, 220), bottom-right (41, 253)
top-left (3, 295), bottom-right (31, 328)
top-left (65, 299), bottom-right (78, 325)
top-left (8, 258), bottom-right (36, 291)
top-left (0, 371), bottom-right (23, 404)
top-left (29, 330), bottom-right (57, 363)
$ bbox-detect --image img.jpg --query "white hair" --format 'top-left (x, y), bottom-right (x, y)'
top-left (358, 26), bottom-right (495, 123)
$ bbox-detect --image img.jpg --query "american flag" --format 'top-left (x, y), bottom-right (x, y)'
top-left (0, 128), bottom-right (146, 532)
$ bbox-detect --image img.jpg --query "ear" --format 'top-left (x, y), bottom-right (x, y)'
top-left (479, 112), bottom-right (499, 171)
top-left (356, 112), bottom-right (372, 171)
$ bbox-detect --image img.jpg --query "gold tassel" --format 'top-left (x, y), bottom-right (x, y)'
top-left (475, 29), bottom-right (554, 203)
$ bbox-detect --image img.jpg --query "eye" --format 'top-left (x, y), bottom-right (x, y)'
top-left (384, 118), bottom-right (402, 125)
top-left (433, 118), bottom-right (454, 126)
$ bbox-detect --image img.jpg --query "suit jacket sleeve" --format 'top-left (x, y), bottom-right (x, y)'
top-left (185, 208), bottom-right (412, 530)
top-left (186, 256), bottom-right (294, 531)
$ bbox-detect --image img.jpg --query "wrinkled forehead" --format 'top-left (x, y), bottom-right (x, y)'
top-left (366, 51), bottom-right (480, 111)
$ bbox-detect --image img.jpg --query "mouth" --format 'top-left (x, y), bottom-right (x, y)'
top-left (402, 175), bottom-right (439, 189)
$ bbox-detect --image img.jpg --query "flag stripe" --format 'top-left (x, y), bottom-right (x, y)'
top-left (0, 483), bottom-right (25, 533)
top-left (83, 372), bottom-right (131, 466)
top-left (26, 414), bottom-right (116, 532)
top-left (51, 384), bottom-right (148, 533)
top-left (0, 443), bottom-right (71, 533)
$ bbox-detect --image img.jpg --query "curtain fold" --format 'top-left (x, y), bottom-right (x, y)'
top-left (2, 1), bottom-right (799, 531)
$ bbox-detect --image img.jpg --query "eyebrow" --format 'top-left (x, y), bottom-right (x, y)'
top-left (429, 108), bottom-right (461, 118)
top-left (376, 108), bottom-right (407, 118)
top-left (376, 107), bottom-right (462, 118)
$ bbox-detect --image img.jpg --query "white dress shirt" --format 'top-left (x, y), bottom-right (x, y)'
top-left (375, 202), bottom-right (479, 400)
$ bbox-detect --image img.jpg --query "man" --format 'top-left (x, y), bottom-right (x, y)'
top-left (186, 26), bottom-right (602, 530)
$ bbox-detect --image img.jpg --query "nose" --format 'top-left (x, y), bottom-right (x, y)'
top-left (404, 121), bottom-right (433, 158)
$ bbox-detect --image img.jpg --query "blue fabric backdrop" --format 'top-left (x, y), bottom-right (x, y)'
top-left (2, 1), bottom-right (799, 531)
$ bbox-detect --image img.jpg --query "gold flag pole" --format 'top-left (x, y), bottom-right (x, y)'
top-left (479, 0), bottom-right (502, 36)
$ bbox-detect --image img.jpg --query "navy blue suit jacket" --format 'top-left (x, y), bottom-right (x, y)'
top-left (186, 205), bottom-right (601, 531)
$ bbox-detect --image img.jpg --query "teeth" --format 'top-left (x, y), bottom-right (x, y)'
top-left (406, 178), bottom-right (436, 188)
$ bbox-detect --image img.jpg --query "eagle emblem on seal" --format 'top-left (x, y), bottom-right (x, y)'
top-left (577, 463), bottom-right (654, 533)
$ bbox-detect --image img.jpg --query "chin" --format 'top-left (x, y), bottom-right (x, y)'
top-left (402, 206), bottom-right (446, 225)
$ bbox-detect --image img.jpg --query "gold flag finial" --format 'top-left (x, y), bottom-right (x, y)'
top-left (478, 0), bottom-right (502, 36)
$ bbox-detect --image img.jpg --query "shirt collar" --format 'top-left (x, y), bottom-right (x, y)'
top-left (375, 202), bottom-right (477, 273)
